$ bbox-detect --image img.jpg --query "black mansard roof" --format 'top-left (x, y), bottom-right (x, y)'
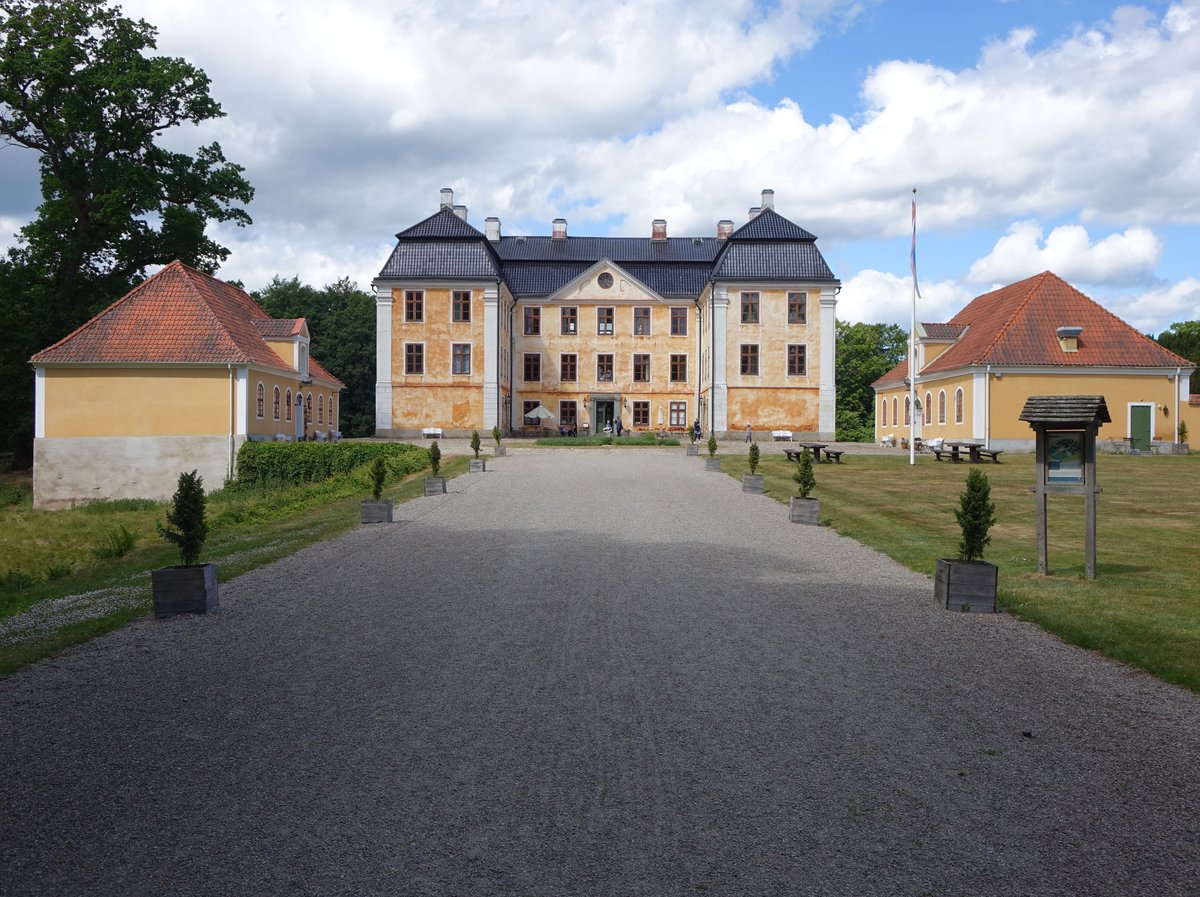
top-left (377, 206), bottom-right (837, 296)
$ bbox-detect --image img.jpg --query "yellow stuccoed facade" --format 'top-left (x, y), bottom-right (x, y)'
top-left (43, 368), bottom-right (231, 437)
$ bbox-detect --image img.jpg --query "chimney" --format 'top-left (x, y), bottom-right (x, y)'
top-left (485, 217), bottom-right (501, 242)
top-left (748, 206), bottom-right (761, 220)
top-left (1057, 325), bottom-right (1083, 353)
top-left (453, 204), bottom-right (468, 221)
top-left (439, 187), bottom-right (454, 209)
top-left (651, 219), bottom-right (667, 241)
top-left (552, 218), bottom-right (567, 240)
top-left (760, 188), bottom-right (774, 210)
top-left (717, 219), bottom-right (734, 240)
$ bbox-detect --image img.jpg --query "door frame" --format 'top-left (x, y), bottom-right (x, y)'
top-left (1127, 401), bottom-right (1154, 451)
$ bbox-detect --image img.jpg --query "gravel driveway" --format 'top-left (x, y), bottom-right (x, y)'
top-left (1, 449), bottom-right (1197, 896)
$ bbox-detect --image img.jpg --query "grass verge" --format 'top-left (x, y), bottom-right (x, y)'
top-left (0, 456), bottom-right (465, 677)
top-left (719, 451), bottom-right (1200, 692)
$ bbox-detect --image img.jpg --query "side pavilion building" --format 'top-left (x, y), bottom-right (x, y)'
top-left (373, 189), bottom-right (840, 439)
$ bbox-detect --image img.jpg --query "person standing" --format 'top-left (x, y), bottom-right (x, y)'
top-left (693, 419), bottom-right (701, 442)
top-left (745, 423), bottom-right (752, 443)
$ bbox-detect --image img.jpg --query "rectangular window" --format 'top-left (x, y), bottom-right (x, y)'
top-left (404, 290), bottom-right (424, 322)
top-left (452, 343), bottom-right (471, 375)
top-left (632, 401), bottom-right (650, 427)
top-left (740, 291), bottom-right (759, 324)
top-left (560, 353), bottom-right (577, 382)
top-left (669, 401), bottom-right (687, 427)
top-left (523, 400), bottom-right (541, 426)
top-left (670, 306), bottom-right (688, 336)
top-left (523, 353), bottom-right (541, 381)
top-left (405, 343), bottom-right (424, 374)
top-left (597, 354), bottom-right (614, 382)
top-left (561, 306), bottom-right (578, 335)
top-left (787, 344), bottom-right (807, 376)
top-left (740, 344), bottom-right (759, 376)
top-left (788, 291), bottom-right (807, 324)
top-left (633, 353), bottom-right (650, 383)
top-left (523, 306), bottom-right (541, 336)
top-left (669, 354), bottom-right (687, 383)
top-left (633, 307), bottom-right (651, 335)
top-left (453, 290), bottom-right (472, 322)
top-left (597, 306), bottom-right (614, 335)
top-left (560, 401), bottom-right (578, 427)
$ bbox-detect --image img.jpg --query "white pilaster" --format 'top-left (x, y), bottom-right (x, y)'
top-left (711, 288), bottom-right (729, 433)
top-left (34, 366), bottom-right (45, 438)
top-left (374, 283), bottom-right (394, 434)
top-left (973, 370), bottom-right (988, 440)
top-left (818, 287), bottom-right (838, 438)
top-left (235, 367), bottom-right (249, 436)
top-left (483, 286), bottom-right (500, 431)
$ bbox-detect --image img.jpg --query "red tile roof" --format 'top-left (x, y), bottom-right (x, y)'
top-left (30, 261), bottom-right (343, 388)
top-left (920, 323), bottom-right (966, 340)
top-left (873, 272), bottom-right (1192, 388)
top-left (253, 318), bottom-right (308, 339)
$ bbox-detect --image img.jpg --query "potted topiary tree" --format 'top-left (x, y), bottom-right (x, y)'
top-left (1177, 420), bottom-right (1189, 455)
top-left (469, 430), bottom-right (486, 472)
top-left (361, 456), bottom-right (393, 523)
top-left (743, 442), bottom-right (764, 493)
top-left (492, 425), bottom-right (506, 457)
top-left (424, 441), bottom-right (446, 496)
top-left (935, 467), bottom-right (999, 612)
top-left (686, 424), bottom-right (700, 456)
top-left (789, 448), bottom-right (819, 524)
top-left (152, 470), bottom-right (219, 617)
top-left (705, 434), bottom-right (721, 471)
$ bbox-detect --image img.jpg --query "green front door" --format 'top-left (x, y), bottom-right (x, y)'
top-left (595, 401), bottom-right (614, 434)
top-left (1130, 404), bottom-right (1152, 452)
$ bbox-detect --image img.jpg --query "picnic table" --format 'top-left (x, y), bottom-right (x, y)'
top-left (784, 443), bottom-right (845, 464)
top-left (933, 440), bottom-right (1004, 463)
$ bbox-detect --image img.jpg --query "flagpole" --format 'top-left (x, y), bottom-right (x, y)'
top-left (909, 187), bottom-right (918, 466)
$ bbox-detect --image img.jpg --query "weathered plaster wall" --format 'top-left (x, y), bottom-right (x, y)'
top-left (43, 368), bottom-right (230, 437)
top-left (727, 388), bottom-right (818, 433)
top-left (33, 435), bottom-right (243, 509)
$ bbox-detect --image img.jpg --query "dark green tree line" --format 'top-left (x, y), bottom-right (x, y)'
top-left (1155, 321), bottom-right (1200, 393)
top-left (0, 0), bottom-right (253, 465)
top-left (835, 320), bottom-right (909, 441)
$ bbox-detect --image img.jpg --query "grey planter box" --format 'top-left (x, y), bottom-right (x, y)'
top-left (935, 558), bottom-right (998, 613)
top-left (494, 446), bottom-right (507, 457)
top-left (686, 444), bottom-right (700, 456)
top-left (469, 459), bottom-right (487, 473)
top-left (151, 563), bottom-right (219, 618)
top-left (742, 474), bottom-right (764, 494)
top-left (424, 476), bottom-right (447, 496)
top-left (360, 499), bottom-right (393, 524)
top-left (789, 496), bottom-right (820, 525)
top-left (705, 458), bottom-right (721, 471)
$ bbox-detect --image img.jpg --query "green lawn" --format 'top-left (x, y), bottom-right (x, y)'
top-left (0, 456), bottom-right (464, 677)
top-left (719, 450), bottom-right (1200, 691)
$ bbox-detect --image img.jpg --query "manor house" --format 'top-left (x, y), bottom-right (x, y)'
top-left (373, 189), bottom-right (839, 439)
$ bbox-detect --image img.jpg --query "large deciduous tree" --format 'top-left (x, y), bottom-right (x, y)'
top-left (1155, 321), bottom-right (1200, 393)
top-left (254, 276), bottom-right (376, 439)
top-left (0, 0), bottom-right (253, 464)
top-left (835, 321), bottom-right (909, 441)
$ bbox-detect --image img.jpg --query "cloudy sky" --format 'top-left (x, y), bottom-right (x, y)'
top-left (3, 0), bottom-right (1200, 334)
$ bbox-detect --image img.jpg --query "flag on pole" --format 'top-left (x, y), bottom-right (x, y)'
top-left (910, 193), bottom-right (922, 300)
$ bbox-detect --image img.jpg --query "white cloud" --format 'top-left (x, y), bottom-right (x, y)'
top-left (1108, 277), bottom-right (1200, 334)
top-left (837, 268), bottom-right (972, 327)
top-left (967, 221), bottom-right (1163, 286)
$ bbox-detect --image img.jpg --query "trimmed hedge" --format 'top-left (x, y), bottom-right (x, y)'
top-left (236, 441), bottom-right (426, 487)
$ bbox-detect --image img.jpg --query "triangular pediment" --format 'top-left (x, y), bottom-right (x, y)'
top-left (547, 258), bottom-right (666, 304)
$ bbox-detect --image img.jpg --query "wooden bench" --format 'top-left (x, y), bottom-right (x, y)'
top-left (421, 427), bottom-right (443, 439)
top-left (825, 450), bottom-right (844, 463)
top-left (977, 449), bottom-right (1003, 463)
top-left (771, 430), bottom-right (793, 442)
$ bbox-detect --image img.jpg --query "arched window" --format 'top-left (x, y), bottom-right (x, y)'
top-left (892, 397), bottom-right (898, 428)
top-left (256, 382), bottom-right (265, 418)
top-left (318, 394), bottom-right (324, 425)
top-left (924, 392), bottom-right (932, 425)
top-left (938, 390), bottom-right (946, 424)
top-left (272, 386), bottom-right (280, 420)
top-left (904, 396), bottom-right (911, 426)
top-left (329, 396), bottom-right (336, 428)
top-left (305, 393), bottom-right (312, 425)
top-left (285, 389), bottom-right (293, 422)
top-left (955, 388), bottom-right (964, 423)
top-left (881, 398), bottom-right (888, 428)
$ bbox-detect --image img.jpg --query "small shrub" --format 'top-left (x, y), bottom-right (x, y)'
top-left (793, 448), bottom-right (816, 499)
top-left (1180, 421), bottom-right (1189, 443)
top-left (707, 434), bottom-right (718, 458)
top-left (156, 470), bottom-right (208, 566)
top-left (369, 457), bottom-right (387, 500)
top-left (955, 468), bottom-right (997, 562)
top-left (92, 524), bottom-right (138, 560)
top-left (748, 442), bottom-right (760, 475)
top-left (0, 481), bottom-right (32, 507)
top-left (428, 441), bottom-right (441, 478)
top-left (470, 430), bottom-right (481, 459)
top-left (492, 425), bottom-right (502, 445)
